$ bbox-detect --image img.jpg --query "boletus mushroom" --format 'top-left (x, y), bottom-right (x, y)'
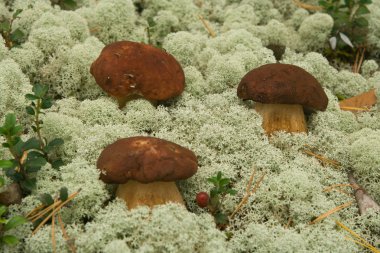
top-left (237, 63), bottom-right (328, 135)
top-left (97, 136), bottom-right (198, 209)
top-left (90, 41), bottom-right (185, 108)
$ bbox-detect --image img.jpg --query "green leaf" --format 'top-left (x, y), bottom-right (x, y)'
top-left (214, 212), bottom-right (228, 225)
top-left (24, 151), bottom-right (46, 168)
top-left (356, 5), bottom-right (370, 15)
top-left (0, 177), bottom-right (4, 188)
top-left (51, 159), bottom-right (64, 169)
top-left (9, 125), bottom-right (23, 136)
top-left (354, 17), bottom-right (369, 27)
top-left (0, 205), bottom-right (7, 217)
top-left (60, 187), bottom-right (68, 201)
top-left (0, 160), bottom-right (14, 169)
top-left (40, 98), bottom-right (52, 109)
top-left (25, 94), bottom-right (38, 100)
top-left (32, 84), bottom-right (48, 98)
top-left (359, 0), bottom-right (372, 4)
top-left (22, 138), bottom-right (41, 151)
top-left (4, 216), bottom-right (27, 231)
top-left (25, 106), bottom-right (35, 115)
top-left (219, 178), bottom-right (230, 186)
top-left (12, 9), bottom-right (23, 19)
top-left (62, 0), bottom-right (78, 10)
top-left (2, 114), bottom-right (16, 131)
top-left (39, 193), bottom-right (54, 206)
top-left (44, 138), bottom-right (64, 153)
top-left (1, 235), bottom-right (19, 246)
top-left (227, 189), bottom-right (237, 195)
top-left (10, 28), bottom-right (24, 43)
top-left (19, 178), bottom-right (36, 192)
top-left (0, 20), bottom-right (11, 33)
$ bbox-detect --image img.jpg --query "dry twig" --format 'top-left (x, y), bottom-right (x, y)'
top-left (229, 167), bottom-right (265, 219)
top-left (352, 47), bottom-right (366, 74)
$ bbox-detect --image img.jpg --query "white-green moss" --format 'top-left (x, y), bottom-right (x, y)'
top-left (361, 60), bottom-right (379, 79)
top-left (78, 0), bottom-right (142, 44)
top-left (344, 128), bottom-right (380, 203)
top-left (74, 202), bottom-right (230, 253)
top-left (0, 58), bottom-right (31, 119)
top-left (40, 36), bottom-right (104, 100)
top-left (163, 31), bottom-right (206, 67)
top-left (297, 13), bottom-right (334, 52)
top-left (8, 42), bottom-right (44, 82)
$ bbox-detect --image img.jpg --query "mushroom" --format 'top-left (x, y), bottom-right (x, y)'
top-left (237, 63), bottom-right (328, 135)
top-left (97, 136), bottom-right (198, 209)
top-left (90, 41), bottom-right (185, 108)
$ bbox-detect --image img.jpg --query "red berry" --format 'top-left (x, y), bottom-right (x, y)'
top-left (196, 192), bottom-right (209, 208)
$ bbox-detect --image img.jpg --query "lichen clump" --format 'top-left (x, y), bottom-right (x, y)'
top-left (0, 0), bottom-right (379, 252)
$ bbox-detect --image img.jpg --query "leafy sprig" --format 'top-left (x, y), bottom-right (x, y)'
top-left (201, 172), bottom-right (237, 228)
top-left (0, 9), bottom-right (25, 49)
top-left (0, 205), bottom-right (27, 248)
top-left (0, 84), bottom-right (64, 194)
top-left (25, 84), bottom-right (64, 169)
top-left (320, 0), bottom-right (372, 58)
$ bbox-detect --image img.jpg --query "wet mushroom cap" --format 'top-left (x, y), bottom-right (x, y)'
top-left (237, 63), bottom-right (328, 112)
top-left (97, 136), bottom-right (198, 184)
top-left (90, 41), bottom-right (185, 101)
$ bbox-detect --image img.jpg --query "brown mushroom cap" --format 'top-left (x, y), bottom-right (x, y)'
top-left (237, 63), bottom-right (328, 112)
top-left (90, 41), bottom-right (185, 101)
top-left (97, 136), bottom-right (198, 184)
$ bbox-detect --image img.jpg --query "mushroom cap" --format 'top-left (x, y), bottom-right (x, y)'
top-left (237, 63), bottom-right (328, 112)
top-left (97, 136), bottom-right (198, 184)
top-left (90, 41), bottom-right (185, 101)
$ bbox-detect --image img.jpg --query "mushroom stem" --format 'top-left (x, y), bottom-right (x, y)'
top-left (116, 180), bottom-right (185, 209)
top-left (255, 103), bottom-right (307, 135)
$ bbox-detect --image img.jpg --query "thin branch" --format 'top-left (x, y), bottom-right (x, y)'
top-left (292, 0), bottom-right (323, 11)
top-left (348, 172), bottom-right (380, 215)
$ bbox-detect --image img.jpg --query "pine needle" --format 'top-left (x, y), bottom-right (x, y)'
top-left (198, 15), bottom-right (216, 37)
top-left (336, 220), bottom-right (380, 253)
top-left (31, 190), bottom-right (81, 236)
top-left (58, 213), bottom-right (76, 253)
top-left (292, 0), bottom-right (323, 11)
top-left (309, 201), bottom-right (353, 225)
top-left (229, 167), bottom-right (265, 219)
top-left (51, 200), bottom-right (56, 253)
top-left (323, 184), bottom-right (356, 193)
top-left (302, 149), bottom-right (341, 168)
top-left (339, 106), bottom-right (370, 111)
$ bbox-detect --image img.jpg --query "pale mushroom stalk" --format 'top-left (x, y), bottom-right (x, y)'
top-left (116, 181), bottom-right (184, 209)
top-left (255, 103), bottom-right (307, 134)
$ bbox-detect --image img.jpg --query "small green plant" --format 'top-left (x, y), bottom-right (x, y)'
top-left (0, 84), bottom-right (63, 195)
top-left (319, 0), bottom-right (372, 59)
top-left (0, 204), bottom-right (27, 248)
top-left (50, 0), bottom-right (78, 10)
top-left (196, 172), bottom-right (236, 228)
top-left (0, 9), bottom-right (25, 49)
